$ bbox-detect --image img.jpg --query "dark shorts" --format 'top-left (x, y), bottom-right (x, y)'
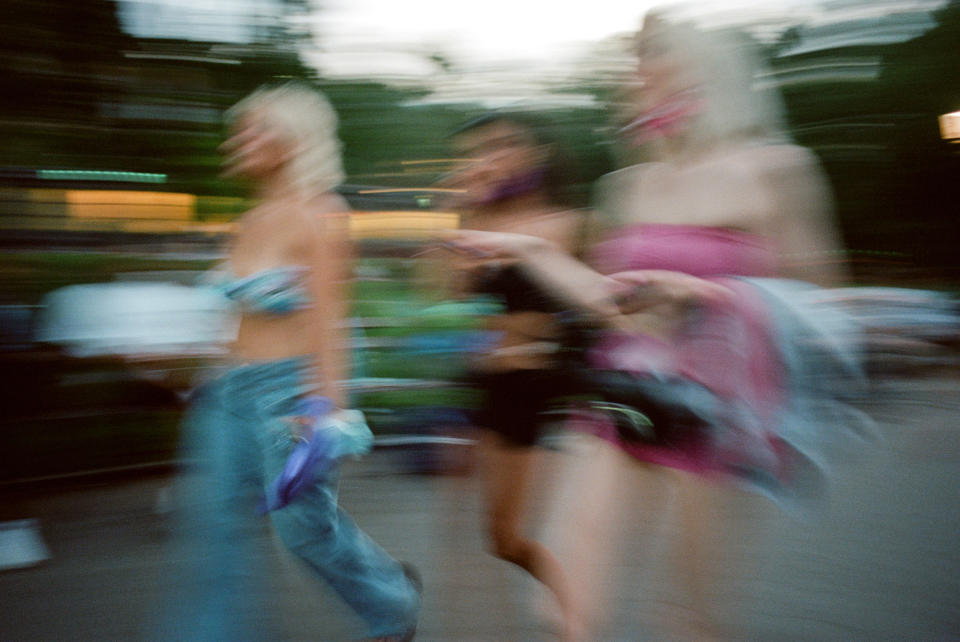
top-left (470, 368), bottom-right (576, 448)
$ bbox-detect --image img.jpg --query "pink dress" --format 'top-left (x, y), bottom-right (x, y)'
top-left (575, 224), bottom-right (846, 499)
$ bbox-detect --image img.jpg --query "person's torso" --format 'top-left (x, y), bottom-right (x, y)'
top-left (206, 201), bottom-right (346, 362)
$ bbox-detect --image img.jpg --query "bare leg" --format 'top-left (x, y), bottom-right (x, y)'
top-left (669, 469), bottom-right (775, 641)
top-left (542, 435), bottom-right (640, 638)
top-left (479, 431), bottom-right (583, 640)
top-left (657, 472), bottom-right (717, 641)
top-left (547, 433), bottom-right (698, 639)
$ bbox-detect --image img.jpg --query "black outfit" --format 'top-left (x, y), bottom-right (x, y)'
top-left (468, 263), bottom-right (583, 448)
top-left (470, 369), bottom-right (568, 447)
top-left (468, 263), bottom-right (718, 448)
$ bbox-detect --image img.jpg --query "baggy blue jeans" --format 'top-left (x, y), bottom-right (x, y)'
top-left (160, 358), bottom-right (420, 640)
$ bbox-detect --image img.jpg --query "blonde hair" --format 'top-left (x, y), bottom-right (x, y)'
top-left (226, 82), bottom-right (345, 195)
top-left (637, 10), bottom-right (789, 154)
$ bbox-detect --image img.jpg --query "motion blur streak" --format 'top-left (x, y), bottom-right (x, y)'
top-left (0, 1), bottom-right (957, 640)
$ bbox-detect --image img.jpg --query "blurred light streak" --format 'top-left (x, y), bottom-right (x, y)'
top-left (763, 59), bottom-right (883, 86)
top-left (356, 188), bottom-right (464, 194)
top-left (939, 111), bottom-right (960, 140)
top-left (66, 191), bottom-right (195, 220)
top-left (398, 160), bottom-right (473, 165)
top-left (123, 51), bottom-right (242, 65)
top-left (37, 170), bottom-right (167, 184)
top-left (348, 210), bottom-right (459, 240)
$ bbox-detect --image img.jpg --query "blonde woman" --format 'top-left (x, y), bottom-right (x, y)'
top-left (160, 84), bottom-right (420, 642)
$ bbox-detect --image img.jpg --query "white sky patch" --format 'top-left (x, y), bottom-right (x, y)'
top-left (118, 0), bottom-right (948, 81)
top-left (311, 0), bottom-right (655, 65)
top-left (305, 0), bottom-right (822, 78)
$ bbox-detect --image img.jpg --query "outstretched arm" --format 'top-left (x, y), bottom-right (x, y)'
top-left (443, 230), bottom-right (732, 332)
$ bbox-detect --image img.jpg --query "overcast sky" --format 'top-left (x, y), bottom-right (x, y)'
top-left (119, 0), bottom-right (947, 78)
top-left (120, 0), bottom-right (799, 60)
top-left (306, 0), bottom-right (810, 75)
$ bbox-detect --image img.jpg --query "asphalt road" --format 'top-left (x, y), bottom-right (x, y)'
top-left (1, 375), bottom-right (958, 641)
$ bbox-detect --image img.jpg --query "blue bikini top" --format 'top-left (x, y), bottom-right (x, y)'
top-left (203, 264), bottom-right (312, 315)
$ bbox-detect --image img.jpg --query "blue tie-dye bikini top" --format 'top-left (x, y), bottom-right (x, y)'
top-left (202, 264), bottom-right (312, 315)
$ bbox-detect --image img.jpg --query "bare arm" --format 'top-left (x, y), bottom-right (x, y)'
top-left (762, 146), bottom-right (848, 287)
top-left (445, 230), bottom-right (732, 334)
top-left (420, 208), bottom-right (583, 300)
top-left (306, 205), bottom-right (352, 408)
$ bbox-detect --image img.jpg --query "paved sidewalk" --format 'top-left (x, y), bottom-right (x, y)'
top-left (1, 377), bottom-right (959, 641)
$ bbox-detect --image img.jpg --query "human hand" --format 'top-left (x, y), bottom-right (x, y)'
top-left (609, 270), bottom-right (732, 312)
top-left (285, 395), bottom-right (335, 439)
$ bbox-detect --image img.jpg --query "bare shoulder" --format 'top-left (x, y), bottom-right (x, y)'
top-left (291, 192), bottom-right (351, 235)
top-left (550, 206), bottom-right (586, 235)
top-left (528, 207), bottom-right (587, 254)
top-left (313, 191), bottom-right (352, 216)
top-left (734, 143), bottom-right (821, 176)
top-left (596, 164), bottom-right (655, 194)
top-left (594, 164), bottom-right (657, 224)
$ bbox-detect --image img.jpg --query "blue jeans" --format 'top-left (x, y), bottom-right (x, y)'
top-left (159, 358), bottom-right (420, 640)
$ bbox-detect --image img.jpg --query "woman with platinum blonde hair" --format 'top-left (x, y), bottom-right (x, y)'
top-left (226, 83), bottom-right (346, 195)
top-left (158, 83), bottom-right (421, 642)
top-left (614, 11), bottom-right (789, 160)
top-left (445, 9), bottom-right (871, 640)
top-left (601, 9), bottom-right (844, 288)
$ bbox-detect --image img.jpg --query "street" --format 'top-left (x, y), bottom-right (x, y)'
top-left (1, 375), bottom-right (958, 641)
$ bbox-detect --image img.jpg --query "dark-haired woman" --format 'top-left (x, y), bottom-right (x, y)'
top-left (439, 113), bottom-right (587, 641)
